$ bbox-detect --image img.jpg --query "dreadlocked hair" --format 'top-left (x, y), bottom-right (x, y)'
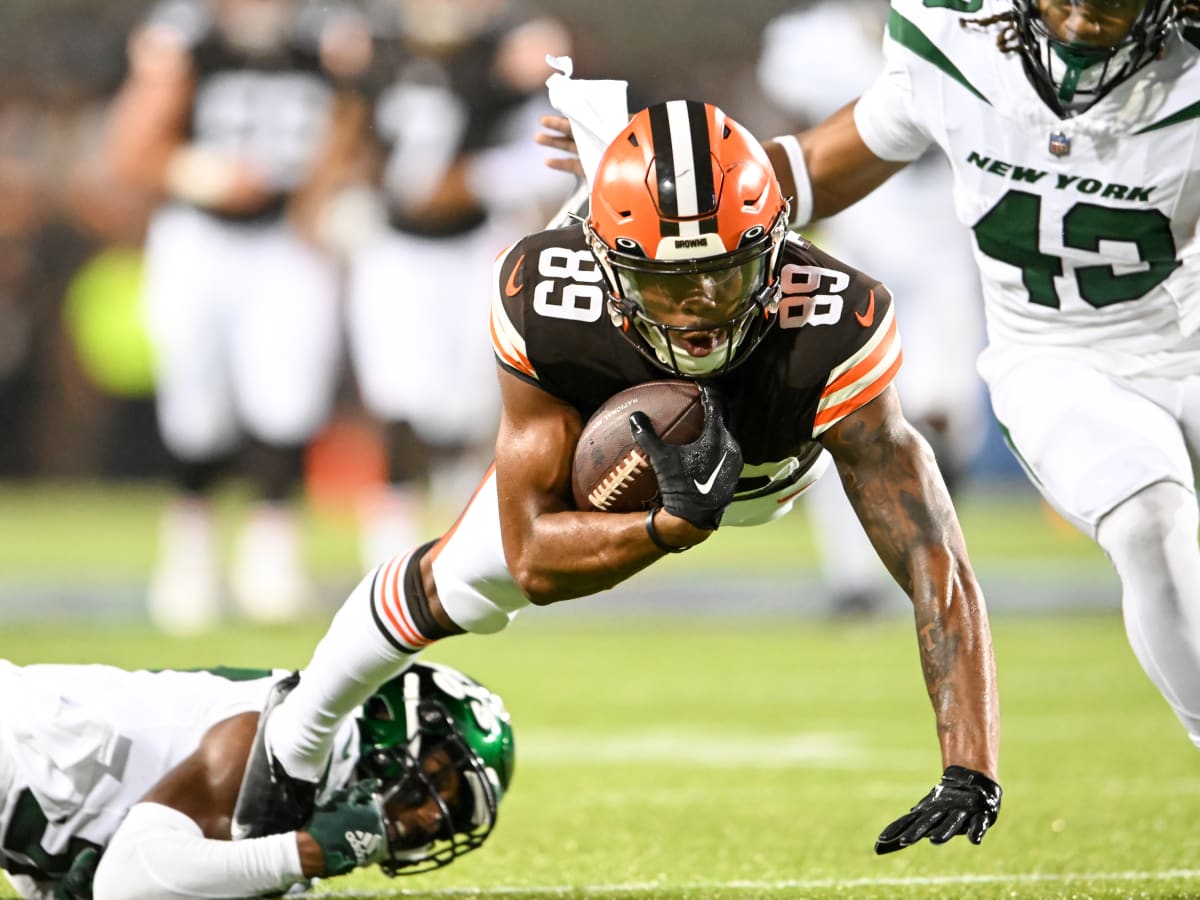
top-left (960, 11), bottom-right (1020, 53)
top-left (963, 2), bottom-right (1200, 48)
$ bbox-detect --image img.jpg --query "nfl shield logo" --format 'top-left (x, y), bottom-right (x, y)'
top-left (1048, 132), bottom-right (1071, 157)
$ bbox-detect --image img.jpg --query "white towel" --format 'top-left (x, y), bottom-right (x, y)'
top-left (544, 54), bottom-right (629, 187)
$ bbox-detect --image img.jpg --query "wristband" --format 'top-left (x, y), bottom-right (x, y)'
top-left (770, 133), bottom-right (813, 228)
top-left (645, 508), bottom-right (689, 554)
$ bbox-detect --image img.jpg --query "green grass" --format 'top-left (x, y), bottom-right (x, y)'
top-left (0, 482), bottom-right (1154, 897)
top-left (0, 479), bottom-right (1107, 583)
top-left (1, 615), bottom-right (1197, 899)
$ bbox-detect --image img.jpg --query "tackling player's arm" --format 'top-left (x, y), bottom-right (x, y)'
top-left (819, 384), bottom-right (1002, 853)
top-left (761, 100), bottom-right (907, 225)
top-left (91, 714), bottom-right (381, 900)
top-left (493, 368), bottom-right (716, 605)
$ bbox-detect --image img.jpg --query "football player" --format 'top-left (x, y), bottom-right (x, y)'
top-left (103, 0), bottom-right (367, 634)
top-left (341, 0), bottom-right (573, 567)
top-left (0, 659), bottom-right (512, 900)
top-left (231, 101), bottom-right (1002, 857)
top-left (546, 0), bottom-right (1200, 817)
top-left (756, 0), bottom-right (1200, 783)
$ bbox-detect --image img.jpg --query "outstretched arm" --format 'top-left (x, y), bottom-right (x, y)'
top-left (761, 100), bottom-right (908, 226)
top-left (91, 714), bottom-right (317, 900)
top-left (538, 100), bottom-right (907, 226)
top-left (823, 385), bottom-right (998, 776)
top-left (92, 713), bottom-right (379, 900)
top-left (821, 385), bottom-right (1000, 852)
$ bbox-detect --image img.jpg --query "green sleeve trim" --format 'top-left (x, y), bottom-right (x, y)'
top-left (887, 7), bottom-right (991, 105)
top-left (1135, 98), bottom-right (1200, 135)
top-left (148, 665), bottom-right (275, 681)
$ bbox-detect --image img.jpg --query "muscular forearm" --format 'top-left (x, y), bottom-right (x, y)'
top-left (835, 426), bottom-right (999, 779)
top-left (906, 546), bottom-right (999, 779)
top-left (93, 803), bottom-right (307, 900)
top-left (505, 506), bottom-right (709, 604)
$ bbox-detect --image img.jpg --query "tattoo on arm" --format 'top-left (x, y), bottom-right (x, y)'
top-left (825, 396), bottom-right (969, 720)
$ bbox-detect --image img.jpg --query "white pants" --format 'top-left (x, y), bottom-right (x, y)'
top-left (346, 224), bottom-right (504, 446)
top-left (142, 204), bottom-right (341, 460)
top-left (988, 353), bottom-right (1200, 745)
top-left (984, 354), bottom-right (1200, 535)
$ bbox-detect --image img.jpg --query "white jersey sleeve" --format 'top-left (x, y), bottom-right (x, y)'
top-left (854, 36), bottom-right (934, 162)
top-left (93, 803), bottom-right (304, 900)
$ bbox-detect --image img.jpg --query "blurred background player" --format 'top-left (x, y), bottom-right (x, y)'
top-left (339, 0), bottom-right (574, 567)
top-left (0, 658), bottom-right (513, 900)
top-left (103, 0), bottom-right (369, 633)
top-left (756, 0), bottom-right (987, 617)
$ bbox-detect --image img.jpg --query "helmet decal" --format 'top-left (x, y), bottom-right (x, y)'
top-left (646, 100), bottom-right (720, 231)
top-left (354, 661), bottom-right (514, 875)
top-left (586, 100), bottom-right (789, 378)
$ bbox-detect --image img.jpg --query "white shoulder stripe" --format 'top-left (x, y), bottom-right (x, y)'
top-left (818, 332), bottom-right (901, 413)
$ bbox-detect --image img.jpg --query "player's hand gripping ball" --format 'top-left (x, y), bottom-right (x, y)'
top-left (571, 380), bottom-right (705, 513)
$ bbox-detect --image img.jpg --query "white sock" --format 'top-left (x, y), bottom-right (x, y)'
top-left (267, 559), bottom-right (420, 781)
top-left (1097, 480), bottom-right (1200, 745)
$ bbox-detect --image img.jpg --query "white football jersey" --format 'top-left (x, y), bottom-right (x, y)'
top-left (854, 0), bottom-right (1200, 380)
top-left (0, 662), bottom-right (357, 887)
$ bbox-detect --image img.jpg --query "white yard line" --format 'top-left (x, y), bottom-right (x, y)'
top-left (313, 868), bottom-right (1200, 897)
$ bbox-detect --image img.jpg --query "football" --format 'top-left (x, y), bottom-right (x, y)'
top-left (571, 380), bottom-right (704, 513)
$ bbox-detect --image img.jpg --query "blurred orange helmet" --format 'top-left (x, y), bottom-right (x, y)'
top-left (586, 100), bottom-right (789, 377)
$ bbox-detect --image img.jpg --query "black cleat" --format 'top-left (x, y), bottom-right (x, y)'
top-left (231, 671), bottom-right (318, 839)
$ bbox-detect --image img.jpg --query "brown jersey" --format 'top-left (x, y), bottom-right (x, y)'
top-left (490, 225), bottom-right (903, 525)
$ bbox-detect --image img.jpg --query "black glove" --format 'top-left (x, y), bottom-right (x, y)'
top-left (875, 766), bottom-right (1001, 855)
top-left (629, 385), bottom-right (742, 531)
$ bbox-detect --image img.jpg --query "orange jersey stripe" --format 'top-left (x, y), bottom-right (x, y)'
top-left (822, 308), bottom-right (898, 400)
top-left (490, 309), bottom-right (536, 379)
top-left (813, 348), bottom-right (903, 431)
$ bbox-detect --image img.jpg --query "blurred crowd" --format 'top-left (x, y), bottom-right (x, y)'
top-left (0, 0), bottom-right (995, 627)
top-left (0, 0), bottom-right (792, 482)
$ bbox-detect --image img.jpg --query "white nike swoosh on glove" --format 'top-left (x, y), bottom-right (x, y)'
top-left (693, 452), bottom-right (729, 494)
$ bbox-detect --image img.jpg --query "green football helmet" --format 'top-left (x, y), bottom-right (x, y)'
top-left (355, 661), bottom-right (514, 875)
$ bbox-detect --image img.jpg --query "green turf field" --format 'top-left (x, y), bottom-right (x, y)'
top-left (2, 482), bottom-right (1190, 898)
top-left (1, 615), bottom-right (1197, 899)
top-left (0, 479), bottom-right (1107, 583)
